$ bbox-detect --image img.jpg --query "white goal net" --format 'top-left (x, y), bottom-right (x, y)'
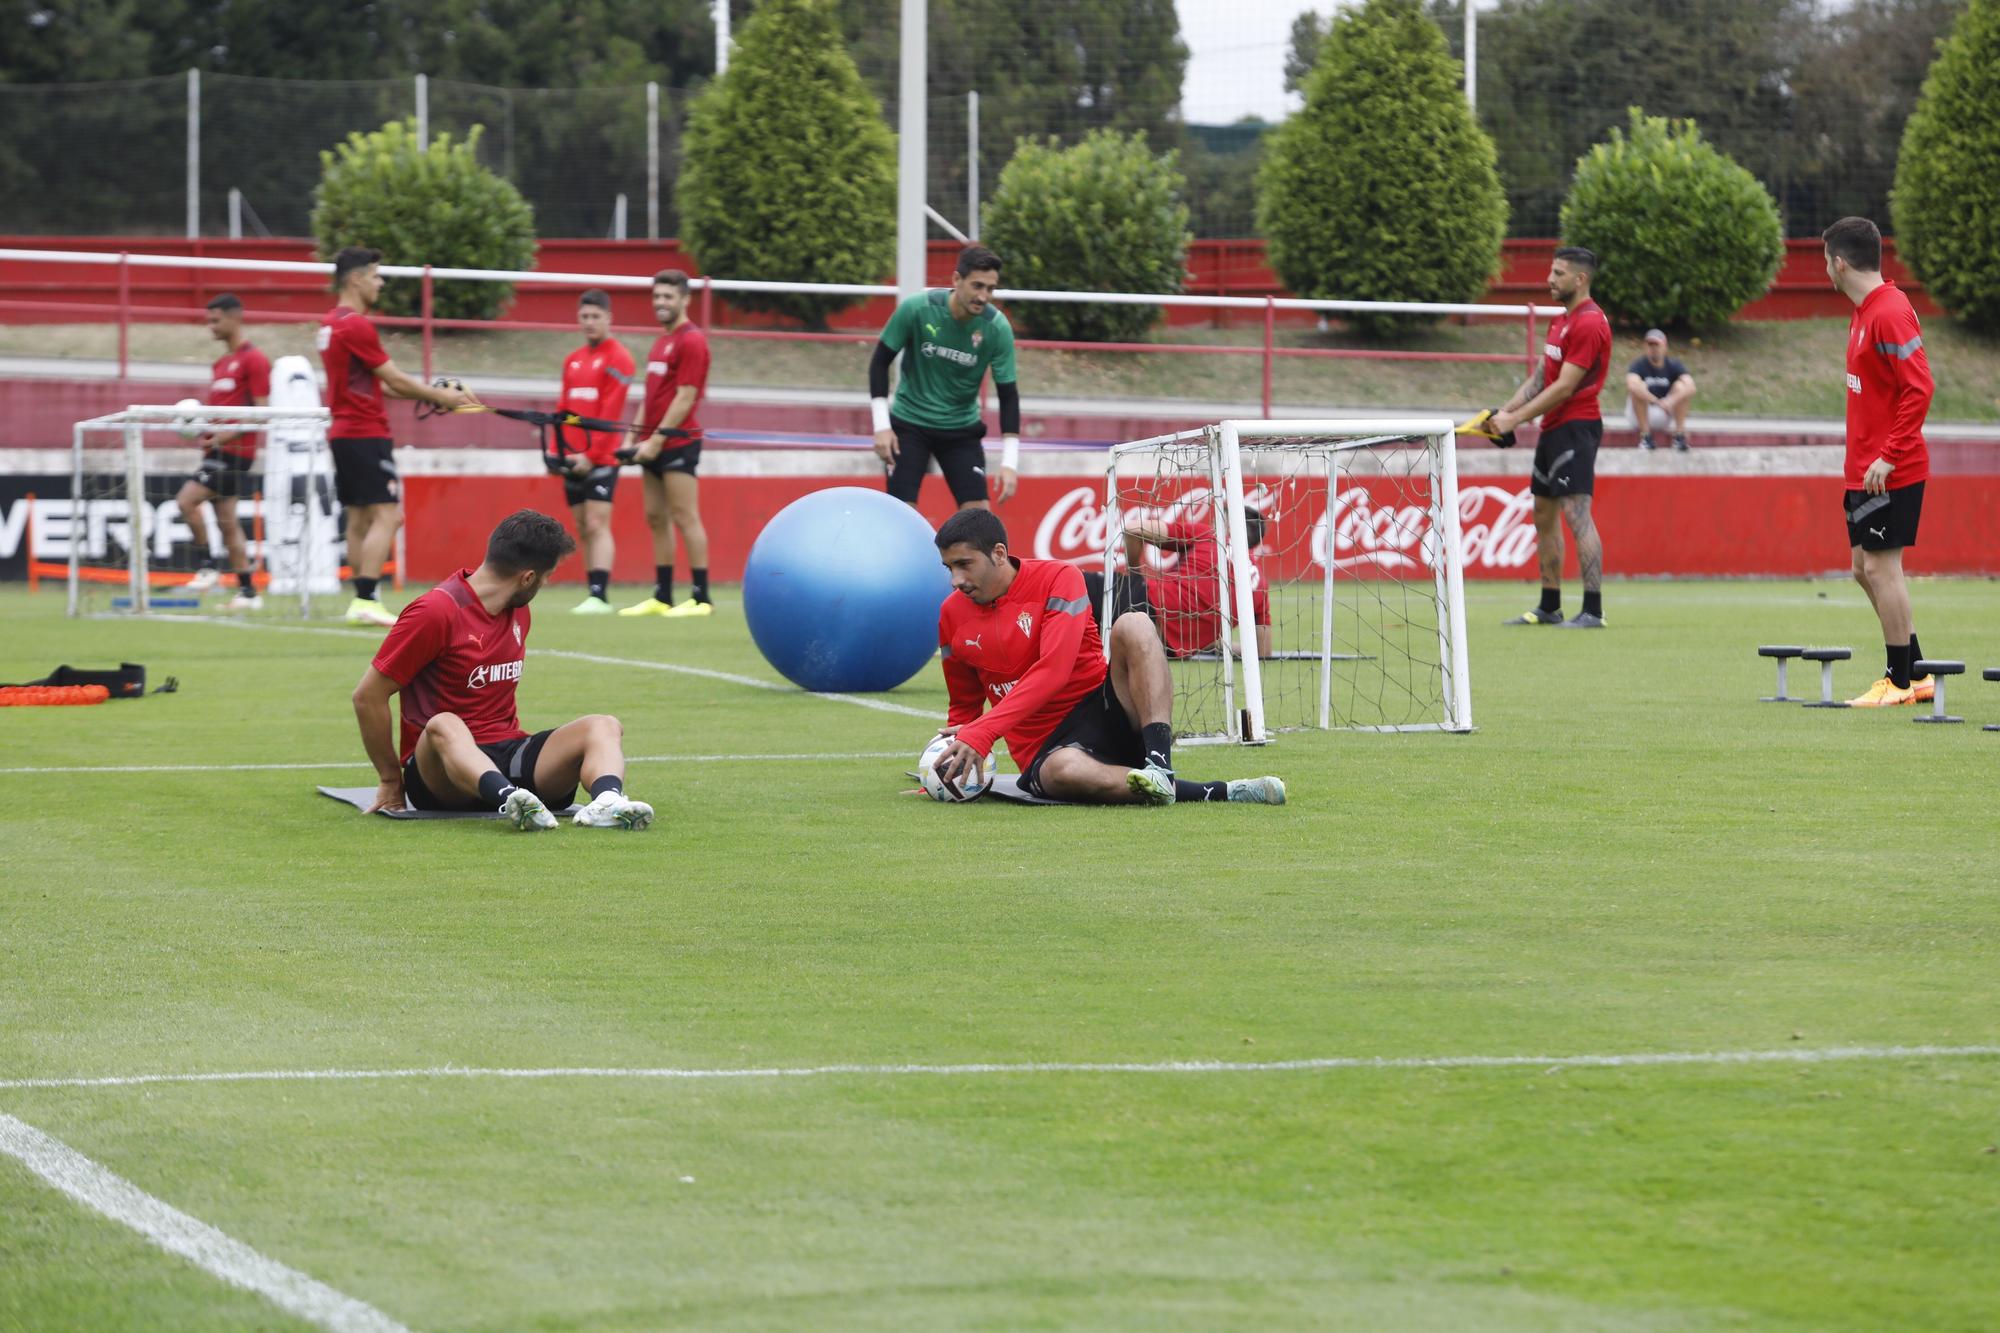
top-left (1103, 419), bottom-right (1472, 742)
top-left (66, 401), bottom-right (338, 617)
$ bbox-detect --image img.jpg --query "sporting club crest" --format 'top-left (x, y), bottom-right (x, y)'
top-left (1017, 611), bottom-right (1032, 636)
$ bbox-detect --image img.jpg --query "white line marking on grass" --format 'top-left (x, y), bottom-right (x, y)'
top-left (0, 1113), bottom-right (410, 1333)
top-left (3, 1044), bottom-right (1995, 1093)
top-left (157, 616), bottom-right (941, 721)
top-left (0, 752), bottom-right (910, 776)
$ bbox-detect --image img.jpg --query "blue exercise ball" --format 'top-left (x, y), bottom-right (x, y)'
top-left (743, 486), bottom-right (953, 693)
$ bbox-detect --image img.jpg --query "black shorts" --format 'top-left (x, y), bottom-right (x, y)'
top-left (331, 438), bottom-right (400, 507)
top-left (1845, 481), bottom-right (1924, 552)
top-left (563, 464), bottom-right (620, 506)
top-left (886, 416), bottom-right (987, 505)
top-left (188, 448), bottom-right (255, 498)
top-left (1020, 680), bottom-right (1146, 799)
top-left (401, 727), bottom-right (572, 812)
top-left (639, 440), bottom-right (702, 477)
top-left (1530, 419), bottom-right (1602, 498)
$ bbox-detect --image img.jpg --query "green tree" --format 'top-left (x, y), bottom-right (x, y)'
top-left (980, 130), bottom-right (1192, 342)
top-left (678, 0), bottom-right (894, 326)
top-left (1284, 11), bottom-right (1330, 95)
top-left (1560, 109), bottom-right (1783, 328)
top-left (1892, 0), bottom-right (2000, 331)
top-left (312, 118), bottom-right (537, 321)
top-left (1256, 0), bottom-right (1506, 337)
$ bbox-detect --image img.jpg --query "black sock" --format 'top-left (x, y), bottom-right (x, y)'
top-left (1887, 643), bottom-right (1912, 690)
top-left (1582, 590), bottom-right (1602, 618)
top-left (1908, 634), bottom-right (1923, 672)
top-left (654, 564), bottom-right (674, 604)
top-left (691, 568), bottom-right (710, 604)
top-left (354, 576), bottom-right (378, 601)
top-left (236, 571), bottom-right (255, 595)
top-left (588, 774), bottom-right (623, 799)
top-left (1538, 586), bottom-right (1561, 615)
top-left (1141, 722), bottom-right (1173, 774)
top-left (1174, 779), bottom-right (1229, 802)
top-left (476, 770), bottom-right (516, 809)
top-left (588, 569), bottom-right (609, 600)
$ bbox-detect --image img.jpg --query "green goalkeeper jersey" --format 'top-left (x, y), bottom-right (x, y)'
top-left (880, 290), bottom-right (1017, 431)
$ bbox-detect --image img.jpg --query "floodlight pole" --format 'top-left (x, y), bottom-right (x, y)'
top-left (646, 82), bottom-right (661, 240)
top-left (715, 0), bottom-right (731, 75)
top-left (967, 91), bottom-right (980, 239)
top-left (415, 74), bottom-right (429, 149)
top-left (1464, 2), bottom-right (1478, 108)
top-left (186, 69), bottom-right (200, 238)
top-left (896, 0), bottom-right (927, 299)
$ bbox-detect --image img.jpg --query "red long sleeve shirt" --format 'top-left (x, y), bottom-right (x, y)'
top-left (938, 558), bottom-right (1104, 770)
top-left (1844, 281), bottom-right (1932, 490)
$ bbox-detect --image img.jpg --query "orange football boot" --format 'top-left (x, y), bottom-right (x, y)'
top-left (1847, 677), bottom-right (1917, 707)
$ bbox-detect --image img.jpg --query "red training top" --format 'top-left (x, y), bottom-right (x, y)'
top-left (939, 557), bottom-right (1105, 771)
top-left (557, 338), bottom-right (637, 466)
top-left (370, 569), bottom-right (531, 763)
top-left (1539, 299), bottom-right (1612, 430)
top-left (205, 341), bottom-right (273, 460)
top-left (317, 306), bottom-right (391, 439)
top-left (1844, 281), bottom-right (1932, 490)
top-left (1146, 517), bottom-right (1271, 657)
top-left (641, 322), bottom-right (710, 446)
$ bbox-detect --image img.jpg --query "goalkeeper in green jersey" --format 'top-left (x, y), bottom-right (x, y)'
top-left (868, 245), bottom-right (1020, 510)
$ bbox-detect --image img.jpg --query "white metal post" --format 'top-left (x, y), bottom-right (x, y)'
top-left (967, 91), bottom-right (980, 239)
top-left (186, 69), bottom-right (200, 239)
top-left (1464, 1), bottom-right (1478, 108)
top-left (646, 82), bottom-right (661, 240)
top-left (228, 187), bottom-right (242, 240)
top-left (714, 0), bottom-right (731, 74)
top-left (896, 0), bottom-right (927, 300)
top-left (1101, 459), bottom-right (1120, 664)
top-left (68, 423), bottom-right (84, 617)
top-left (415, 74), bottom-right (428, 148)
top-left (1318, 454), bottom-right (1338, 729)
top-left (123, 425), bottom-right (148, 613)
top-left (1432, 429), bottom-right (1474, 731)
top-left (1220, 423), bottom-right (1268, 743)
top-left (613, 194), bottom-right (628, 240)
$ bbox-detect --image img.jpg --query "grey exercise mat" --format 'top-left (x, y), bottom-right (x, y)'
top-left (318, 785), bottom-right (582, 820)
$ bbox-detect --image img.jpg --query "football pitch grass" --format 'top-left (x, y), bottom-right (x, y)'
top-left (2, 578), bottom-right (1996, 1331)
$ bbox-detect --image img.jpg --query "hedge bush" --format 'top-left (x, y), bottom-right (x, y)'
top-left (1560, 109), bottom-right (1783, 329)
top-left (678, 0), bottom-right (894, 328)
top-left (1255, 0), bottom-right (1505, 338)
top-left (979, 130), bottom-right (1192, 342)
top-left (311, 118), bottom-right (536, 322)
top-left (1893, 0), bottom-right (2000, 332)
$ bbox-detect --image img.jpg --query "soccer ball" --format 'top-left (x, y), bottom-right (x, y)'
top-left (918, 733), bottom-right (995, 803)
top-left (171, 398), bottom-right (204, 442)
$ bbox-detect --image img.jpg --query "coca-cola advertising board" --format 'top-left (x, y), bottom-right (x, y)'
top-left (390, 472), bottom-right (2000, 586)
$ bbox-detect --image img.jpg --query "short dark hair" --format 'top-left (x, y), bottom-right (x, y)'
top-left (206, 293), bottom-right (243, 315)
top-left (331, 246), bottom-right (382, 292)
top-left (486, 509), bottom-right (576, 575)
top-left (578, 288), bottom-right (611, 311)
top-left (1243, 506), bottom-right (1266, 551)
top-left (935, 507), bottom-right (1008, 555)
top-left (955, 245), bottom-right (1002, 279)
top-left (1552, 246), bottom-right (1598, 275)
top-left (652, 268), bottom-right (691, 293)
top-left (1822, 216), bottom-right (1882, 272)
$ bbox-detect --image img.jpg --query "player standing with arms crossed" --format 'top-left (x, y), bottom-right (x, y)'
top-left (317, 246), bottom-right (471, 625)
top-left (1823, 216), bottom-right (1936, 707)
top-left (1492, 246), bottom-right (1612, 629)
top-left (556, 289), bottom-right (636, 614)
top-left (175, 294), bottom-right (270, 610)
top-left (869, 245), bottom-right (1020, 511)
top-left (620, 270), bottom-right (713, 618)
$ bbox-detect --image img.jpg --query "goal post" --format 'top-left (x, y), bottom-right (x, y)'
top-left (1104, 418), bottom-right (1473, 743)
top-left (66, 402), bottom-right (336, 618)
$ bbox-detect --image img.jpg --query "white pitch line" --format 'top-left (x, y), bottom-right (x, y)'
top-left (2, 1044), bottom-right (1995, 1093)
top-left (0, 752), bottom-right (911, 776)
top-left (0, 1113), bottom-right (409, 1333)
top-left (152, 615), bottom-right (942, 720)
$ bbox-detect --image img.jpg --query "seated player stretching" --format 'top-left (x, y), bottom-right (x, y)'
top-left (929, 509), bottom-right (1285, 807)
top-left (1122, 507), bottom-right (1272, 659)
top-left (351, 510), bottom-right (654, 830)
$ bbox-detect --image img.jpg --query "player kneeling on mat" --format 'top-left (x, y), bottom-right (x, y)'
top-left (351, 509), bottom-right (654, 830)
